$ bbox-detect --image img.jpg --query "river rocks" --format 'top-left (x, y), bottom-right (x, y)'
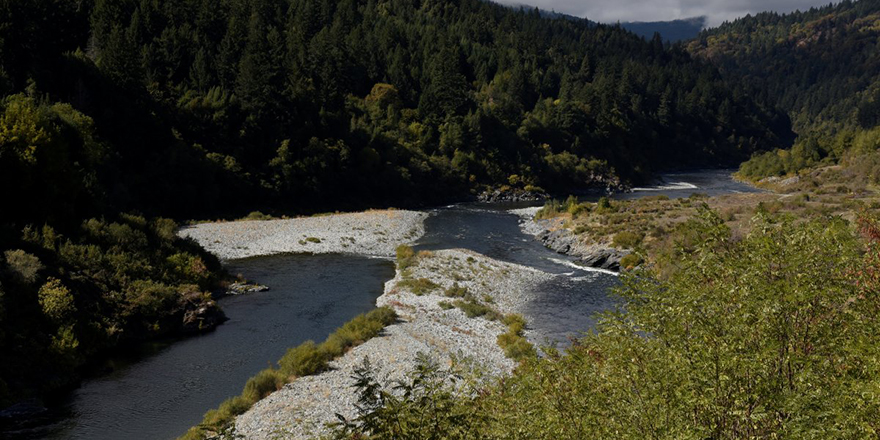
top-left (180, 297), bottom-right (227, 334)
top-left (477, 187), bottom-right (548, 203)
top-left (578, 245), bottom-right (628, 271)
top-left (512, 211), bottom-right (628, 272)
top-left (225, 282), bottom-right (269, 295)
top-left (179, 209), bottom-right (428, 260)
top-left (537, 228), bottom-right (577, 254)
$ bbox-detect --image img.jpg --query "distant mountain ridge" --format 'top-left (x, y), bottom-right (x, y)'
top-left (499, 2), bottom-right (705, 42)
top-left (622, 17), bottom-right (707, 42)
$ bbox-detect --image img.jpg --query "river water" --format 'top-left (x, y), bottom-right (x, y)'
top-left (4, 170), bottom-right (757, 440)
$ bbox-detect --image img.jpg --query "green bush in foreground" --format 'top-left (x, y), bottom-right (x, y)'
top-left (337, 210), bottom-right (880, 439)
top-left (180, 307), bottom-right (397, 440)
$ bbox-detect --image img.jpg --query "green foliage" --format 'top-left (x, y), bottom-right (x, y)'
top-left (333, 356), bottom-right (478, 440)
top-left (611, 230), bottom-right (644, 249)
top-left (619, 253), bottom-right (644, 269)
top-left (396, 244), bottom-right (417, 271)
top-left (3, 249), bottom-right (43, 284)
top-left (497, 314), bottom-right (535, 362)
top-left (596, 196), bottom-right (615, 213)
top-left (536, 196), bottom-right (588, 219)
top-left (278, 341), bottom-right (326, 378)
top-left (396, 278), bottom-right (440, 296)
top-left (443, 283), bottom-right (469, 298)
top-left (340, 212), bottom-right (880, 439)
top-left (242, 211), bottom-right (274, 221)
top-left (691, 2), bottom-right (880, 176)
top-left (0, 215), bottom-right (225, 404)
top-left (37, 278), bottom-right (76, 323)
top-left (452, 299), bottom-right (500, 321)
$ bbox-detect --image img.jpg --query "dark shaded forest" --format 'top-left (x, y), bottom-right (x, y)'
top-left (0, 0), bottom-right (791, 406)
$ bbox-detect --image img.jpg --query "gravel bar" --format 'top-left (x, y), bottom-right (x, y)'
top-left (233, 249), bottom-right (554, 440)
top-left (178, 210), bottom-right (428, 260)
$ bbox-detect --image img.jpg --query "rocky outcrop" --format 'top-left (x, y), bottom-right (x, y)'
top-left (225, 282), bottom-right (269, 295)
top-left (180, 294), bottom-right (227, 334)
top-left (534, 222), bottom-right (628, 272)
top-left (477, 188), bottom-right (549, 203)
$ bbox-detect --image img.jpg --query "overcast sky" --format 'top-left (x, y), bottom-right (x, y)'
top-left (496, 0), bottom-right (837, 26)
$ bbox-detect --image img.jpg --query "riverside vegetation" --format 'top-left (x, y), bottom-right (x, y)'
top-left (2, 0), bottom-right (879, 436)
top-left (325, 152), bottom-right (880, 439)
top-left (0, 0), bottom-right (791, 407)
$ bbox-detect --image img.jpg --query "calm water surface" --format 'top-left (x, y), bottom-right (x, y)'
top-left (6, 170), bottom-right (756, 439)
top-left (8, 254), bottom-right (393, 440)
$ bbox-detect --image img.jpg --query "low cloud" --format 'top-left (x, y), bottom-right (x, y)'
top-left (497, 0), bottom-right (835, 26)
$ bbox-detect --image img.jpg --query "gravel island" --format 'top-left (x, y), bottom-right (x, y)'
top-left (233, 248), bottom-right (554, 440)
top-left (179, 209), bottom-right (428, 260)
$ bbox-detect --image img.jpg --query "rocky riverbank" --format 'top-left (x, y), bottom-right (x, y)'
top-left (509, 207), bottom-right (628, 272)
top-left (232, 249), bottom-right (554, 440)
top-left (179, 209), bottom-right (428, 260)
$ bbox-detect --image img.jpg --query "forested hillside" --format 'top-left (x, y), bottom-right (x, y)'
top-left (0, 0), bottom-right (789, 407)
top-left (687, 0), bottom-right (880, 177)
top-left (1, 0), bottom-right (789, 220)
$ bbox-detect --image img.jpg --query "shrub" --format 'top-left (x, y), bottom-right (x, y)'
top-left (241, 369), bottom-right (284, 402)
top-left (612, 231), bottom-right (643, 249)
top-left (396, 244), bottom-right (416, 270)
top-left (438, 301), bottom-right (454, 310)
top-left (3, 249), bottom-right (43, 284)
top-left (339, 213), bottom-right (879, 439)
top-left (496, 314), bottom-right (535, 361)
top-left (38, 277), bottom-right (76, 323)
top-left (396, 277), bottom-right (440, 296)
top-left (453, 299), bottom-right (500, 320)
top-left (619, 253), bottom-right (643, 269)
top-left (279, 341), bottom-right (326, 377)
top-left (443, 283), bottom-right (469, 298)
top-left (305, 237), bottom-right (321, 243)
top-left (243, 211), bottom-right (274, 221)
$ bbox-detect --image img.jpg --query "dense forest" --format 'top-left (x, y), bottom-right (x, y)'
top-left (687, 0), bottom-right (880, 177)
top-left (0, 0), bottom-right (791, 408)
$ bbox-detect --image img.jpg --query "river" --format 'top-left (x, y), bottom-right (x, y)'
top-left (3, 170), bottom-right (757, 440)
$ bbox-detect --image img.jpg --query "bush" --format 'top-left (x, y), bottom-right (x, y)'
top-left (243, 211), bottom-right (274, 221)
top-left (619, 253), bottom-right (643, 269)
top-left (452, 299), bottom-right (500, 320)
top-left (242, 369), bottom-right (284, 402)
top-left (612, 231), bottom-right (643, 249)
top-left (3, 249), bottom-right (43, 284)
top-left (443, 283), bottom-right (469, 298)
top-left (279, 341), bottom-right (327, 377)
top-left (396, 277), bottom-right (440, 296)
top-left (396, 244), bottom-right (416, 270)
